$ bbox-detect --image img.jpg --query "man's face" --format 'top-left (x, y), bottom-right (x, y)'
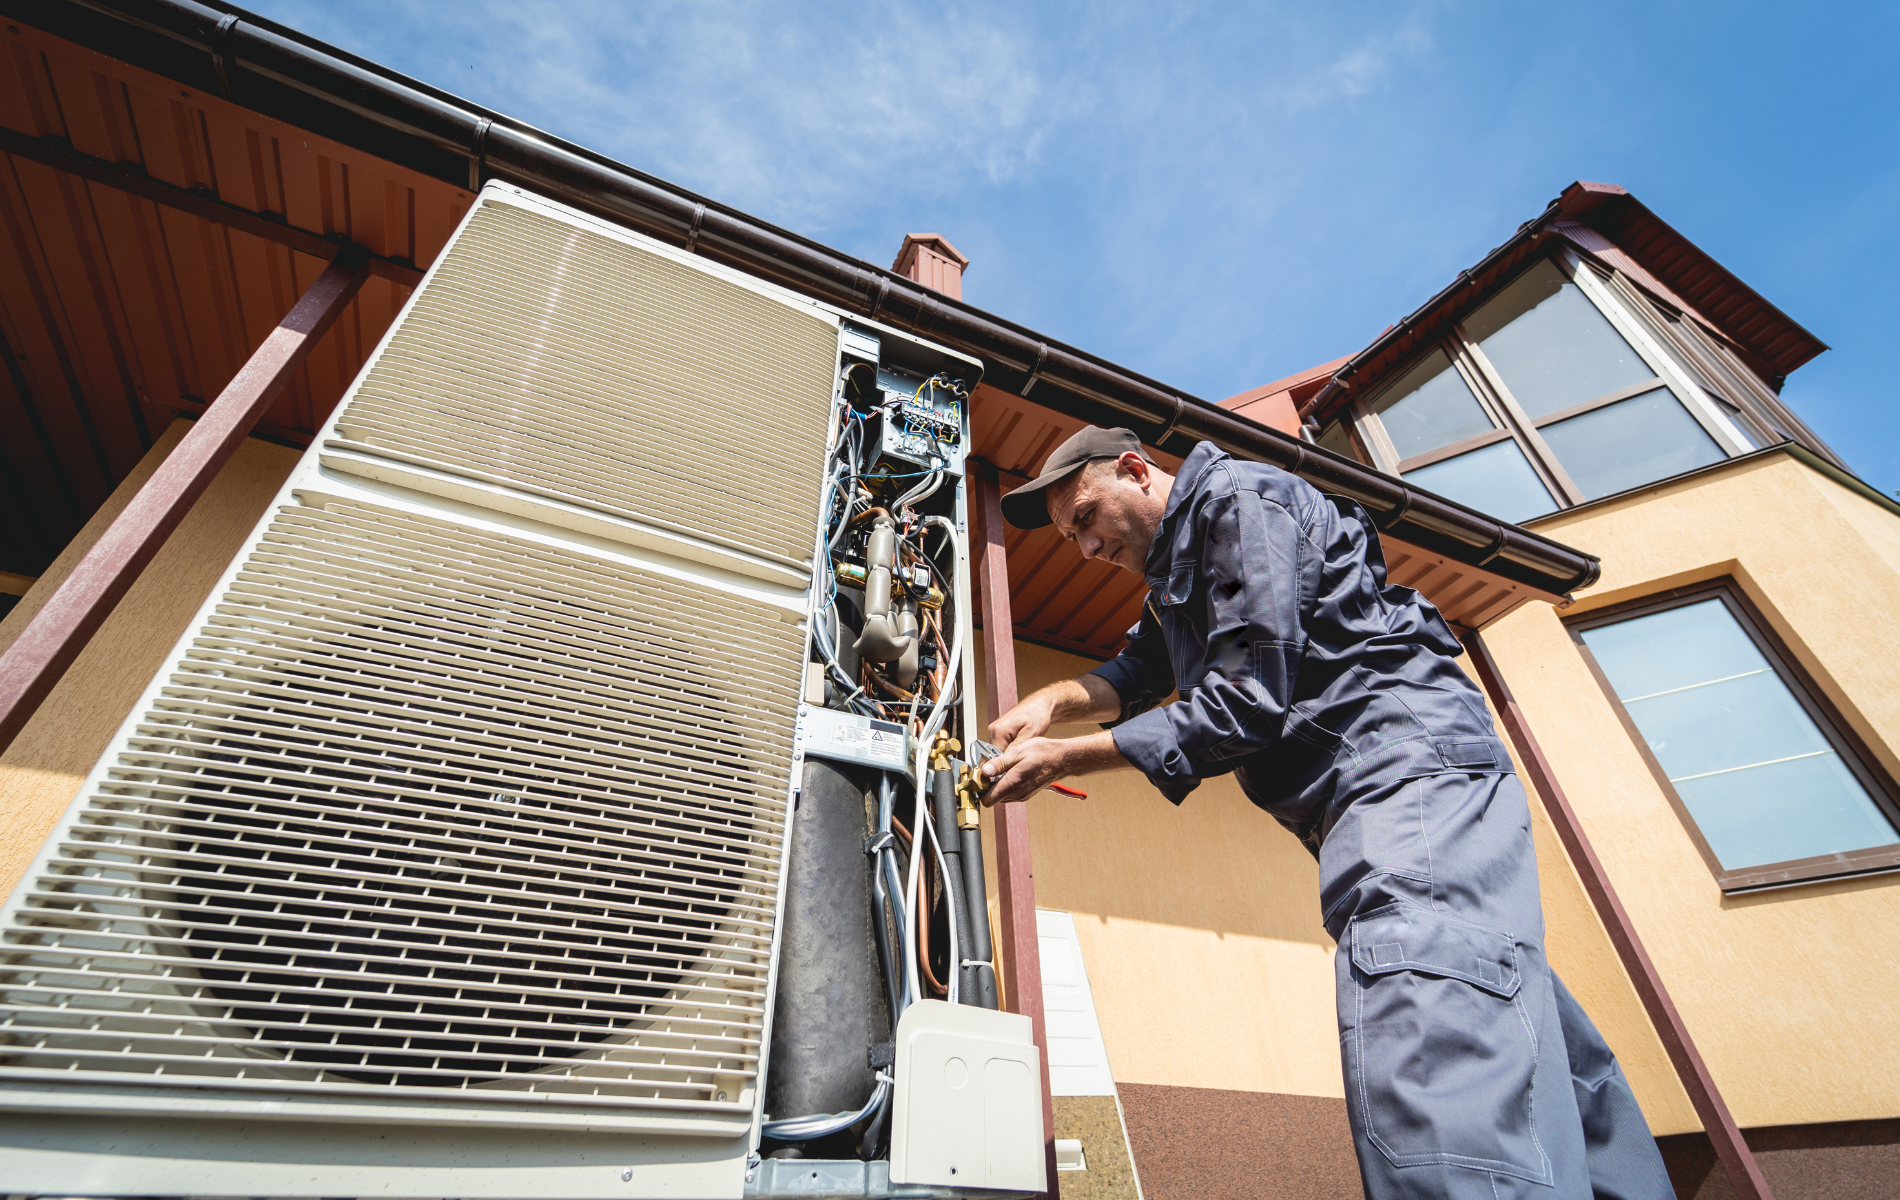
top-left (1047, 453), bottom-right (1168, 574)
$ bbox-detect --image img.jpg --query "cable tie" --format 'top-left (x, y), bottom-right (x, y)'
top-left (960, 959), bottom-right (994, 970)
top-left (865, 831), bottom-right (896, 855)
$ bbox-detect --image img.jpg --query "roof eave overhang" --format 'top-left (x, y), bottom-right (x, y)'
top-left (10, 0), bottom-right (1600, 597)
top-left (1305, 181), bottom-right (1829, 424)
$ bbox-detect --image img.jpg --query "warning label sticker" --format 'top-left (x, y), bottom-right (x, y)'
top-left (801, 710), bottom-right (911, 773)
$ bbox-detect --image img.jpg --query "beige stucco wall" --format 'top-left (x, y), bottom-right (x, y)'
top-left (1490, 449), bottom-right (1900, 1131)
top-left (0, 422), bottom-right (298, 897)
top-left (975, 640), bottom-right (1345, 1099)
top-left (979, 637), bottom-right (1697, 1135)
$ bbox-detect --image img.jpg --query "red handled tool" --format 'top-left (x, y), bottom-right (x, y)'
top-left (969, 740), bottom-right (1088, 800)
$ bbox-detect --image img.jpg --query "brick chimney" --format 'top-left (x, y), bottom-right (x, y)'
top-left (892, 234), bottom-right (969, 300)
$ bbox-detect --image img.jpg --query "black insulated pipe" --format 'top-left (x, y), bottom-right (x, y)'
top-left (958, 825), bottom-right (999, 1010)
top-left (15, 0), bottom-right (1601, 598)
top-left (929, 768), bottom-right (977, 1003)
top-left (766, 761), bottom-right (888, 1126)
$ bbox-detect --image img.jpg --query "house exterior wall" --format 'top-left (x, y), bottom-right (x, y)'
top-left (979, 640), bottom-right (1343, 1101)
top-left (1488, 448), bottom-right (1900, 1131)
top-left (0, 421), bottom-right (299, 896)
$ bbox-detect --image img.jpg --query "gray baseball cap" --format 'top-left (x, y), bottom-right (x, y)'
top-left (999, 426), bottom-right (1154, 529)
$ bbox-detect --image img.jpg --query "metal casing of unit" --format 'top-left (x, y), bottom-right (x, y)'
top-left (0, 183), bottom-right (870, 1197)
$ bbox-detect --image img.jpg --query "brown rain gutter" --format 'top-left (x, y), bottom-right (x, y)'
top-left (10, 0), bottom-right (1600, 598)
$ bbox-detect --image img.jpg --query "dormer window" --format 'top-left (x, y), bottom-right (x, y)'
top-left (1364, 347), bottom-right (1557, 522)
top-left (1323, 249), bottom-right (1760, 518)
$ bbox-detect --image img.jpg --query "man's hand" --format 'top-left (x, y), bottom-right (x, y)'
top-left (989, 692), bottom-right (1057, 751)
top-left (988, 675), bottom-right (1124, 750)
top-left (980, 730), bottom-right (1129, 805)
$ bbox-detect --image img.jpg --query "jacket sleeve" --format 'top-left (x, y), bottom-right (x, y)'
top-left (1086, 596), bottom-right (1174, 726)
top-left (1108, 484), bottom-right (1311, 803)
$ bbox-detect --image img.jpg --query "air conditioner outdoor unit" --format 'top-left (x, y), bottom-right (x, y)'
top-left (0, 183), bottom-right (1043, 1199)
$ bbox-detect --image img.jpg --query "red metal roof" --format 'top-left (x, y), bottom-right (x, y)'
top-left (1219, 355), bottom-right (1349, 434)
top-left (1554, 181), bottom-right (1826, 379)
top-left (1302, 180), bottom-right (1826, 427)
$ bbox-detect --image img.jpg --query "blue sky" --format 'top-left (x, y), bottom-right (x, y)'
top-left (250, 1), bottom-right (1900, 493)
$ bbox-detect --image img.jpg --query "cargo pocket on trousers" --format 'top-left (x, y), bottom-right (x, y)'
top-left (1345, 904), bottom-right (1551, 1185)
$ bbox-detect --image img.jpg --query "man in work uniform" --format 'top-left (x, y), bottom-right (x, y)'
top-left (980, 426), bottom-right (1675, 1200)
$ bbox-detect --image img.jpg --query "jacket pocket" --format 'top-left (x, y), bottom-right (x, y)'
top-left (1343, 904), bottom-right (1550, 1184)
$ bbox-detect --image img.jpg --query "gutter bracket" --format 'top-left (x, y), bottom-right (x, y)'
top-left (1378, 487), bottom-right (1412, 532)
top-left (209, 13), bottom-right (240, 98)
top-left (1150, 394), bottom-right (1185, 449)
top-left (1475, 527), bottom-right (1508, 567)
top-left (685, 202), bottom-right (706, 254)
top-left (468, 117), bottom-right (492, 192)
top-left (1019, 342), bottom-right (1048, 398)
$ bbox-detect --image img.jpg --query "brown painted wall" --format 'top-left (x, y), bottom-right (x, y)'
top-left (1117, 1084), bottom-right (1359, 1200)
top-left (1117, 1083), bottom-right (1899, 1200)
top-left (1660, 1120), bottom-right (1900, 1199)
top-left (0, 421), bottom-right (298, 896)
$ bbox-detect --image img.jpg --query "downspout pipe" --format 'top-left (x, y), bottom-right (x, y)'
top-left (18, 0), bottom-right (1596, 596)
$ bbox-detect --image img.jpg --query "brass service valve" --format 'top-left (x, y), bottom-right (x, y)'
top-left (929, 731), bottom-right (960, 773)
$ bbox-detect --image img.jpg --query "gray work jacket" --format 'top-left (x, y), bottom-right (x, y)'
top-left (1090, 441), bottom-right (1512, 845)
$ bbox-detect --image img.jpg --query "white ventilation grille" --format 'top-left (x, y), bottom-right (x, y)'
top-left (0, 499), bottom-right (801, 1112)
top-left (324, 200), bottom-right (836, 567)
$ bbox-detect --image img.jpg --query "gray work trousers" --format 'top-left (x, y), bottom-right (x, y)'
top-left (1318, 768), bottom-right (1676, 1199)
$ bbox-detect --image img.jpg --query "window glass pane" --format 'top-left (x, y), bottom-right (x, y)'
top-left (1402, 438), bottom-right (1556, 523)
top-left (1581, 599), bottom-right (1897, 869)
top-left (1317, 419), bottom-right (1360, 461)
top-left (1368, 349), bottom-right (1494, 460)
top-left (1540, 387), bottom-right (1724, 500)
top-left (1467, 259), bottom-right (1656, 418)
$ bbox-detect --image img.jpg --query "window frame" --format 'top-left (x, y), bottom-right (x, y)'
top-left (1565, 579), bottom-right (1900, 893)
top-left (1597, 267), bottom-right (1849, 465)
top-left (1343, 247), bottom-right (1759, 514)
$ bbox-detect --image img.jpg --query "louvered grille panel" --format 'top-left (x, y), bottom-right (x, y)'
top-left (328, 200), bottom-right (836, 566)
top-left (0, 500), bottom-right (802, 1108)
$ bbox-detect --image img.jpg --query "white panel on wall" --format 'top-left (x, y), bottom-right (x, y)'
top-left (1036, 909), bottom-right (1117, 1097)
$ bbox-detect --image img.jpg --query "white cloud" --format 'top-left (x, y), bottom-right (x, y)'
top-left (305, 0), bottom-right (1074, 235)
top-left (1281, 14), bottom-right (1436, 111)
